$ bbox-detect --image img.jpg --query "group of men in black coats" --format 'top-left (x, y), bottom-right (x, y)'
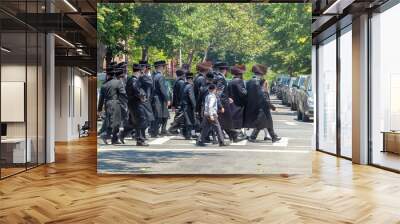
top-left (97, 59), bottom-right (281, 146)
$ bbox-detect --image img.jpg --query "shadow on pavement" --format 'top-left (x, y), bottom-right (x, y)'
top-left (98, 150), bottom-right (219, 173)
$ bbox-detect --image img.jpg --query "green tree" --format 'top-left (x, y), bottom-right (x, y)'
top-left (97, 3), bottom-right (140, 64)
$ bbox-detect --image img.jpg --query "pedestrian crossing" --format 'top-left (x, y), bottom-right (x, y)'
top-left (97, 135), bottom-right (312, 150)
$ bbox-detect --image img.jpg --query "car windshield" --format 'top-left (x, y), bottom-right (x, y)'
top-left (299, 77), bottom-right (306, 87)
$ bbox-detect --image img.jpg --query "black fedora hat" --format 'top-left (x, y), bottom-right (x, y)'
top-left (114, 67), bottom-right (124, 77)
top-left (176, 69), bottom-right (185, 77)
top-left (154, 60), bottom-right (167, 67)
top-left (206, 72), bottom-right (214, 80)
top-left (185, 72), bottom-right (194, 79)
top-left (214, 61), bottom-right (229, 69)
top-left (139, 60), bottom-right (151, 68)
top-left (132, 63), bottom-right (143, 72)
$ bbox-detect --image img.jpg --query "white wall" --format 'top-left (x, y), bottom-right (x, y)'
top-left (55, 66), bottom-right (89, 141)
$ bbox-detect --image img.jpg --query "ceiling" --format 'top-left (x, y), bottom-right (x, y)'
top-left (0, 0), bottom-right (97, 74)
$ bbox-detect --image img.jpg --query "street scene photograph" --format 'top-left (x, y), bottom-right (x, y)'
top-left (97, 3), bottom-right (313, 174)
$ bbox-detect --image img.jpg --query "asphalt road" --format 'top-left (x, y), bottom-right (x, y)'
top-left (97, 96), bottom-right (314, 174)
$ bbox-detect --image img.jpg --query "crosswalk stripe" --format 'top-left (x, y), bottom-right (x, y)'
top-left (272, 137), bottom-right (289, 147)
top-left (148, 136), bottom-right (172, 145)
top-left (231, 140), bottom-right (248, 146)
top-left (285, 121), bottom-right (297, 126)
top-left (98, 147), bottom-right (310, 153)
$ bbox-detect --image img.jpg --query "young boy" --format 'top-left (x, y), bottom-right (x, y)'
top-left (196, 84), bottom-right (229, 147)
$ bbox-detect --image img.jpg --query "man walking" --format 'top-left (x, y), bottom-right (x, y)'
top-left (149, 60), bottom-right (170, 137)
top-left (227, 65), bottom-right (247, 142)
top-left (126, 63), bottom-right (150, 146)
top-left (115, 62), bottom-right (130, 144)
top-left (98, 65), bottom-right (126, 145)
top-left (196, 84), bottom-right (229, 147)
top-left (180, 72), bottom-right (196, 139)
top-left (244, 64), bottom-right (281, 143)
top-left (214, 62), bottom-right (237, 142)
top-left (168, 69), bottom-right (186, 135)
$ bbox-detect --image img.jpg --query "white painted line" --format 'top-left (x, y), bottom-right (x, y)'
top-left (272, 137), bottom-right (288, 147)
top-left (231, 140), bottom-right (248, 146)
top-left (148, 136), bottom-right (171, 145)
top-left (285, 122), bottom-right (297, 126)
top-left (98, 147), bottom-right (309, 153)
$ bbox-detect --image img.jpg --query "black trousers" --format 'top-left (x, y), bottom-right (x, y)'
top-left (199, 117), bottom-right (224, 144)
top-left (250, 127), bottom-right (277, 140)
top-left (225, 129), bottom-right (238, 140)
top-left (168, 109), bottom-right (184, 133)
top-left (135, 128), bottom-right (146, 143)
top-left (150, 118), bottom-right (168, 136)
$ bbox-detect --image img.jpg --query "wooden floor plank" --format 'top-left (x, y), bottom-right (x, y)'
top-left (0, 136), bottom-right (400, 223)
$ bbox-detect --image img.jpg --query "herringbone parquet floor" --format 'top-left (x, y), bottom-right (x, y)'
top-left (1, 136), bottom-right (400, 224)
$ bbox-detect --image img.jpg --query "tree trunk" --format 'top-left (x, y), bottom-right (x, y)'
top-left (105, 48), bottom-right (113, 67)
top-left (141, 46), bottom-right (148, 61)
top-left (179, 47), bottom-right (182, 67)
top-left (203, 47), bottom-right (209, 62)
top-left (124, 39), bottom-right (128, 63)
top-left (186, 49), bottom-right (195, 68)
top-left (97, 42), bottom-right (106, 72)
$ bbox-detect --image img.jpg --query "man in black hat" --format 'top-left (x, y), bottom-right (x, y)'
top-left (214, 61), bottom-right (237, 142)
top-left (227, 65), bottom-right (248, 142)
top-left (139, 60), bottom-right (152, 77)
top-left (137, 62), bottom-right (155, 139)
top-left (197, 71), bottom-right (220, 144)
top-left (168, 69), bottom-right (186, 135)
top-left (115, 62), bottom-right (130, 144)
top-left (98, 64), bottom-right (127, 145)
top-left (194, 62), bottom-right (212, 117)
top-left (180, 72), bottom-right (196, 139)
top-left (244, 64), bottom-right (281, 143)
top-left (149, 60), bottom-right (170, 137)
top-left (196, 84), bottom-right (229, 147)
top-left (125, 63), bottom-right (150, 146)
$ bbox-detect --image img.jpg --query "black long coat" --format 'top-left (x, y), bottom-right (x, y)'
top-left (98, 78), bottom-right (126, 130)
top-left (138, 75), bottom-right (155, 122)
top-left (180, 82), bottom-right (196, 126)
top-left (193, 73), bottom-right (206, 103)
top-left (172, 77), bottom-right (186, 108)
top-left (243, 77), bottom-right (273, 129)
top-left (152, 72), bottom-right (170, 119)
top-left (215, 73), bottom-right (233, 130)
top-left (126, 75), bottom-right (148, 129)
top-left (227, 77), bottom-right (247, 129)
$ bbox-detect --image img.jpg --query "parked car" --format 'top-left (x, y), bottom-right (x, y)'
top-left (275, 75), bottom-right (290, 100)
top-left (282, 77), bottom-right (296, 105)
top-left (291, 75), bottom-right (308, 111)
top-left (296, 76), bottom-right (314, 122)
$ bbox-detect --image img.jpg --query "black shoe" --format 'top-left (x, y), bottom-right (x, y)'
top-left (212, 140), bottom-right (219, 144)
top-left (272, 136), bottom-right (282, 143)
top-left (137, 141), bottom-right (149, 146)
top-left (150, 134), bottom-right (160, 138)
top-left (248, 137), bottom-right (257, 143)
top-left (168, 130), bottom-right (179, 135)
top-left (196, 141), bottom-right (206, 147)
top-left (264, 136), bottom-right (272, 141)
top-left (118, 134), bottom-right (125, 144)
top-left (219, 141), bottom-right (230, 147)
top-left (233, 136), bottom-right (246, 143)
top-left (160, 131), bottom-right (168, 136)
top-left (112, 140), bottom-right (122, 145)
top-left (100, 135), bottom-right (109, 145)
